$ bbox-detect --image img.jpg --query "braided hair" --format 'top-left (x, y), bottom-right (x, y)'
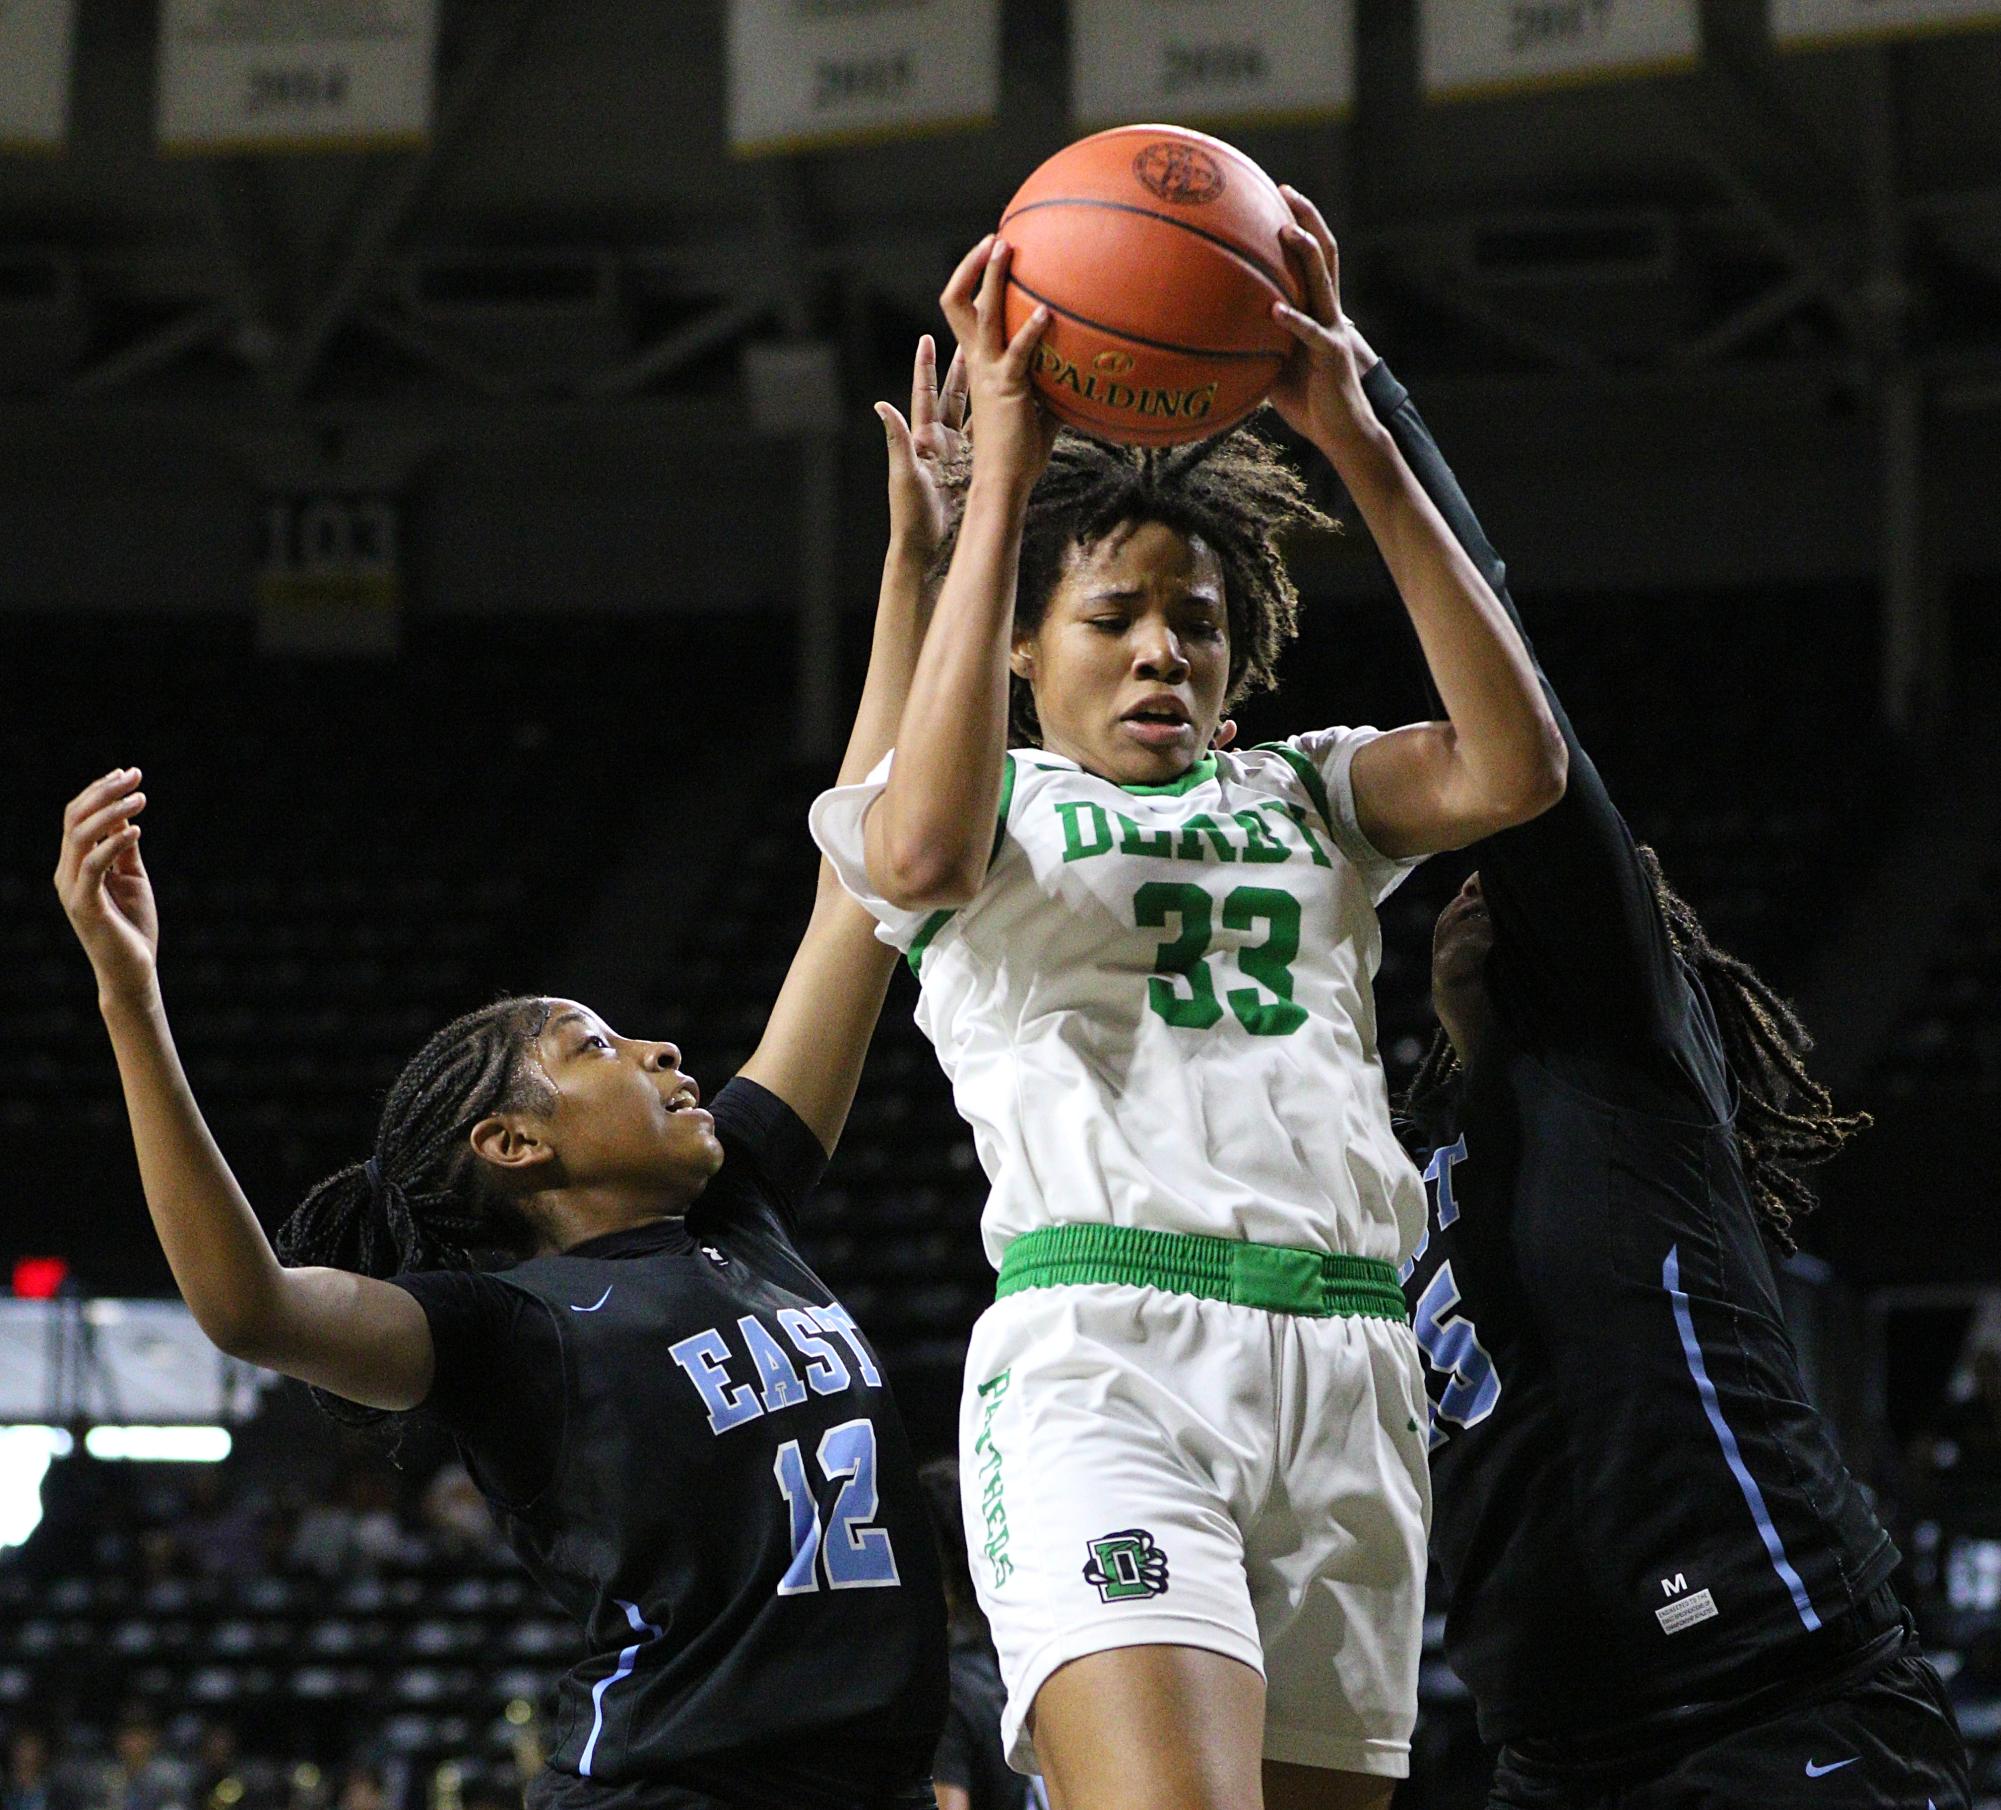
top-left (1399, 848), bottom-right (1869, 1255)
top-left (275, 995), bottom-right (556, 1424)
top-left (930, 425), bottom-right (1333, 745)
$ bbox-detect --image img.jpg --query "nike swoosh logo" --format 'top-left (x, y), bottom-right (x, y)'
top-left (570, 1286), bottom-right (613, 1313)
top-left (1804, 1758), bottom-right (1858, 1778)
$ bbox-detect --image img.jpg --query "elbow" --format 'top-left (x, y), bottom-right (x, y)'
top-left (200, 1297), bottom-right (287, 1369)
top-left (1463, 718), bottom-right (1567, 838)
top-left (1524, 722), bottom-right (1570, 815)
top-left (869, 826), bottom-right (984, 914)
top-left (1496, 720), bottom-right (1569, 828)
top-left (205, 1313), bottom-right (268, 1367)
top-left (875, 852), bottom-right (983, 914)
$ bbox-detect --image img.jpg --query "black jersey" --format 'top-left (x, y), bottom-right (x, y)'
top-left (392, 1078), bottom-right (947, 1809)
top-left (1368, 362), bottom-right (1899, 1746)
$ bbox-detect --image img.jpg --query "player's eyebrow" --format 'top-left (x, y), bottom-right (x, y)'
top-left (545, 1009), bottom-right (591, 1042)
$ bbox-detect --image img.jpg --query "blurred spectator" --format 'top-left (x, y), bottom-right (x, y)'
top-left (188, 1721), bottom-right (283, 1810)
top-left (176, 1475), bottom-right (267, 1580)
top-left (288, 1468), bottom-right (415, 1578)
top-left (331, 1768), bottom-right (383, 1810)
top-left (418, 1466), bottom-right (498, 1561)
top-left (65, 1707), bottom-right (191, 1810)
top-left (3, 1728), bottom-right (61, 1810)
top-left (917, 1461), bottom-right (1029, 1810)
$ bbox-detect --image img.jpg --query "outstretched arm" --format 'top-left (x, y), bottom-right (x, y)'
top-left (1359, 356), bottom-right (1687, 1047)
top-left (56, 772), bottom-right (434, 1411)
top-left (736, 337), bottom-right (979, 1152)
top-left (862, 236), bottom-right (1055, 911)
top-left (1270, 188), bottom-right (1567, 860)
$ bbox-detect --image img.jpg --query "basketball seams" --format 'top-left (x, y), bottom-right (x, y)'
top-left (999, 195), bottom-right (1298, 304)
top-left (1005, 273), bottom-right (1286, 365)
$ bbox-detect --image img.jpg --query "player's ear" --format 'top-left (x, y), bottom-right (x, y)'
top-left (1008, 634), bottom-right (1036, 682)
top-left (469, 1115), bottom-right (555, 1176)
top-left (1211, 718), bottom-right (1238, 751)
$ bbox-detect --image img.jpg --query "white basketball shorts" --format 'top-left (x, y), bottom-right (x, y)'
top-left (959, 1280), bottom-right (1431, 1778)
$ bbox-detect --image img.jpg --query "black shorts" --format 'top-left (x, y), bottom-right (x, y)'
top-left (1488, 1650), bottom-right (1970, 1810)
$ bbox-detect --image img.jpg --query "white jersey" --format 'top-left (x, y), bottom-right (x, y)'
top-left (810, 730), bottom-right (1428, 1272)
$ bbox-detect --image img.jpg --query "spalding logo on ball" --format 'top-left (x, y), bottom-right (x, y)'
top-left (999, 123), bottom-right (1304, 447)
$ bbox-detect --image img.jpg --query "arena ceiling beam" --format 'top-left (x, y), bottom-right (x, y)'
top-left (278, 0), bottom-right (550, 406)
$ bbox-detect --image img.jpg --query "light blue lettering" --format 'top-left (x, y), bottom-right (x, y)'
top-left (738, 1314), bottom-right (808, 1411)
top-left (669, 1328), bottom-right (763, 1434)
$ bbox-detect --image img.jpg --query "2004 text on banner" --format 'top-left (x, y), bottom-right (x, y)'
top-left (157, 0), bottom-right (438, 156)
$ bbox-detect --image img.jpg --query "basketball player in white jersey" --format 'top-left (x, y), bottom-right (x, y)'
top-left (814, 196), bottom-right (1567, 1810)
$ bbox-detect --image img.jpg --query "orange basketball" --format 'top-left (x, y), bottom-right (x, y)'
top-left (999, 124), bottom-right (1304, 447)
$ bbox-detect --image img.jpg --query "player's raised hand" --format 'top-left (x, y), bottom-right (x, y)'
top-left (1268, 185), bottom-right (1377, 462)
top-left (875, 333), bottom-right (969, 562)
top-left (55, 768), bottom-right (159, 1007)
top-left (938, 234), bottom-right (1057, 498)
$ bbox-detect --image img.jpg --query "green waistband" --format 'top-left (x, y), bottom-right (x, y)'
top-left (996, 1223), bottom-right (1407, 1321)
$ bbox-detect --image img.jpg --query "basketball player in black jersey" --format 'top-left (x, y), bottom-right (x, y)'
top-left (53, 346), bottom-right (975, 1809)
top-left (1355, 358), bottom-right (1970, 1806)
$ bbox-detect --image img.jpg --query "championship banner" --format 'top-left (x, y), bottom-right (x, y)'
top-left (0, 0), bottom-right (77, 152)
top-left (1069, 0), bottom-right (1355, 130)
top-left (728, 0), bottom-right (1000, 158)
top-left (156, 0), bottom-right (438, 156)
top-left (1772, 0), bottom-right (2001, 50)
top-left (1421, 0), bottom-right (1700, 102)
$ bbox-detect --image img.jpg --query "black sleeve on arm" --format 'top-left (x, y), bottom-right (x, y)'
top-left (1360, 360), bottom-right (1686, 1053)
top-left (702, 1076), bottom-right (831, 1237)
top-left (387, 1268), bottom-right (563, 1510)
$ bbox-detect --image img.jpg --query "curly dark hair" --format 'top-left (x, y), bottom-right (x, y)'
top-left (1399, 847), bottom-right (1869, 1255)
top-left (930, 425), bottom-right (1334, 745)
top-left (275, 995), bottom-right (555, 1425)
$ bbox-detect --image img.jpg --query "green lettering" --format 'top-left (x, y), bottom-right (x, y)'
top-left (1115, 810), bottom-right (1175, 859)
top-left (1174, 812), bottom-right (1238, 863)
top-left (1056, 800), bottom-right (1114, 862)
top-left (1233, 809), bottom-right (1288, 863)
top-left (1264, 800), bottom-right (1333, 868)
top-left (1135, 881), bottom-right (1224, 1030)
top-left (1223, 887), bottom-right (1309, 1037)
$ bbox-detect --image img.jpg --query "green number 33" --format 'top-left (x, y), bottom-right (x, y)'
top-left (1133, 882), bottom-right (1308, 1038)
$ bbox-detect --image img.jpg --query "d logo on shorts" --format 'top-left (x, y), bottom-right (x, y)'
top-left (1083, 1529), bottom-right (1170, 1602)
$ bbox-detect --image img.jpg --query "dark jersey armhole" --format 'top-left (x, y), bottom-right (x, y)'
top-left (387, 1270), bottom-right (567, 1513)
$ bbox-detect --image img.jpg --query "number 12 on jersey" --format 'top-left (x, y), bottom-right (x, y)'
top-left (772, 1417), bottom-right (900, 1595)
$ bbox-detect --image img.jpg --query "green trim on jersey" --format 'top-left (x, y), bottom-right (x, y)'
top-left (1119, 754), bottom-right (1218, 797)
top-left (905, 908), bottom-right (953, 978)
top-left (906, 754), bottom-right (1019, 978)
top-left (1256, 742), bottom-right (1337, 838)
top-left (993, 752), bottom-right (1019, 852)
top-left (996, 1222), bottom-right (1406, 1321)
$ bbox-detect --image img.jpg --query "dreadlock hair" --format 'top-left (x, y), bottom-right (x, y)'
top-left (1398, 846), bottom-right (1870, 1256)
top-left (275, 995), bottom-right (556, 1426)
top-left (929, 424), bottom-right (1333, 746)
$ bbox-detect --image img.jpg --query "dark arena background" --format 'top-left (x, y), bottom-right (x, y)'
top-left (4, 2), bottom-right (2000, 1806)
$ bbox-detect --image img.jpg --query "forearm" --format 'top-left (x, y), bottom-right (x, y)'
top-left (1366, 365), bottom-right (1590, 764)
top-left (868, 480), bottom-right (1026, 906)
top-left (837, 540), bottom-right (933, 790)
top-left (1327, 423), bottom-right (1564, 822)
top-left (97, 986), bottom-right (289, 1354)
